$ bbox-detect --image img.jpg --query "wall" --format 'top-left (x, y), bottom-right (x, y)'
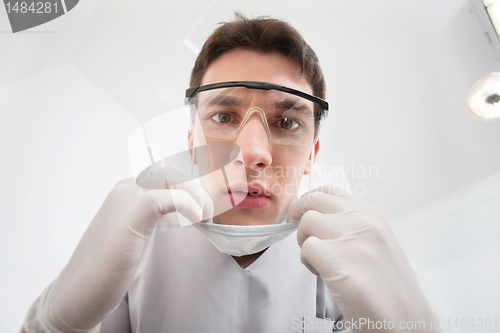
top-left (0, 64), bottom-right (140, 332)
top-left (391, 172), bottom-right (500, 333)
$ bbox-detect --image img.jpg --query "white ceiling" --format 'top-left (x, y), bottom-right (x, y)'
top-left (1, 0), bottom-right (499, 219)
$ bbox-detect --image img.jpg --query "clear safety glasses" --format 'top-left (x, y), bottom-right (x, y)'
top-left (185, 81), bottom-right (329, 146)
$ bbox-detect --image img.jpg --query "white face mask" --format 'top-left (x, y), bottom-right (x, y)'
top-left (192, 219), bottom-right (299, 257)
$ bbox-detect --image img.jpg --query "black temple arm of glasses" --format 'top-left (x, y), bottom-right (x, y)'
top-left (185, 81), bottom-right (329, 117)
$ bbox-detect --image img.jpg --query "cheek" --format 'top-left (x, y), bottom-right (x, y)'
top-left (273, 147), bottom-right (311, 189)
top-left (276, 147), bottom-right (311, 173)
top-left (193, 134), bottom-right (207, 147)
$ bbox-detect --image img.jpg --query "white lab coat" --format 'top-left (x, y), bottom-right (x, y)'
top-left (99, 214), bottom-right (348, 333)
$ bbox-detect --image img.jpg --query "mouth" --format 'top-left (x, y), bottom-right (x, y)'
top-left (226, 182), bottom-right (271, 209)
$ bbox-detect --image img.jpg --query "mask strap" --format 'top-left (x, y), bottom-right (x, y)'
top-left (308, 144), bottom-right (315, 192)
top-left (141, 124), bottom-right (155, 165)
top-left (190, 144), bottom-right (196, 181)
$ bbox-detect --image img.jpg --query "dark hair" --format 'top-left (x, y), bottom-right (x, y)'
top-left (189, 13), bottom-right (325, 99)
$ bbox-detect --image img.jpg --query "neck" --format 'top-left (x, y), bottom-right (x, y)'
top-left (232, 248), bottom-right (267, 268)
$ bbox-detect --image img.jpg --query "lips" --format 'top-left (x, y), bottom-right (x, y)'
top-left (226, 182), bottom-right (271, 209)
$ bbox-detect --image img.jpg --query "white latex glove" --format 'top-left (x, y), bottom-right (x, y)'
top-left (23, 178), bottom-right (213, 333)
top-left (287, 184), bottom-right (441, 333)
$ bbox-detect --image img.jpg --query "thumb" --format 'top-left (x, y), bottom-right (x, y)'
top-left (128, 189), bottom-right (203, 238)
top-left (300, 235), bottom-right (324, 276)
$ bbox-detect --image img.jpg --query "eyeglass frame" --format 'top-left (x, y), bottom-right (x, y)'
top-left (184, 81), bottom-right (329, 145)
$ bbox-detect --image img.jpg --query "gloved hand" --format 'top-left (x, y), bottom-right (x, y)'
top-left (24, 178), bottom-right (213, 333)
top-left (287, 184), bottom-right (441, 333)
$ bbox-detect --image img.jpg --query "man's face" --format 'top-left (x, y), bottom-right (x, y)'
top-left (188, 49), bottom-right (315, 225)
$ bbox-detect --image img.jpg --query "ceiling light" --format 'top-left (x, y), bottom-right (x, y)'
top-left (465, 72), bottom-right (500, 120)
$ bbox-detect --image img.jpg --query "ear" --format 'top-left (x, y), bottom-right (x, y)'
top-left (187, 130), bottom-right (197, 164)
top-left (303, 140), bottom-right (320, 175)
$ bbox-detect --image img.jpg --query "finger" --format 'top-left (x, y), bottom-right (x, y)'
top-left (301, 236), bottom-right (339, 281)
top-left (174, 181), bottom-right (214, 223)
top-left (174, 181), bottom-right (207, 213)
top-left (301, 183), bottom-right (352, 199)
top-left (300, 236), bottom-right (322, 276)
top-left (112, 178), bottom-right (136, 191)
top-left (297, 210), bottom-right (367, 246)
top-left (126, 188), bottom-right (203, 236)
top-left (286, 191), bottom-right (357, 224)
top-left (148, 188), bottom-right (203, 222)
top-left (297, 210), bottom-right (331, 247)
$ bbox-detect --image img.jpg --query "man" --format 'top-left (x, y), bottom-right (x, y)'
top-left (23, 15), bottom-right (440, 333)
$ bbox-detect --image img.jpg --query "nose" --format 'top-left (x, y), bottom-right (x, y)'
top-left (234, 113), bottom-right (272, 171)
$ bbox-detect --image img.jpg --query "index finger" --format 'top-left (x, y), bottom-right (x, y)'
top-left (286, 190), bottom-right (356, 224)
top-left (300, 183), bottom-right (352, 199)
top-left (173, 180), bottom-right (214, 225)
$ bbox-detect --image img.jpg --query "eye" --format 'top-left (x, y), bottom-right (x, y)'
top-left (276, 117), bottom-right (300, 130)
top-left (211, 112), bottom-right (233, 124)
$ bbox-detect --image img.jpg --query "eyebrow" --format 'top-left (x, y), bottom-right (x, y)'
top-left (275, 100), bottom-right (314, 117)
top-left (204, 95), bottom-right (243, 107)
top-left (201, 95), bottom-right (314, 116)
